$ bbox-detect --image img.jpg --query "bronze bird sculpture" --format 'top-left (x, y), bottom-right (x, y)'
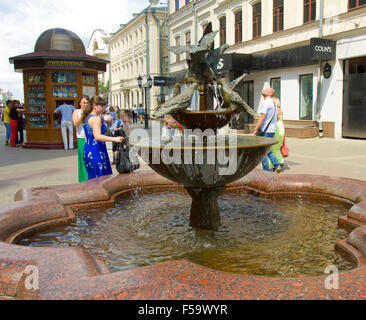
top-left (169, 30), bottom-right (218, 85)
top-left (152, 83), bottom-right (199, 118)
top-left (219, 77), bottom-right (258, 117)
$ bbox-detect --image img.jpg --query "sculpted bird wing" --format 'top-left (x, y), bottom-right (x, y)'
top-left (152, 83), bottom-right (198, 118)
top-left (169, 45), bottom-right (192, 55)
top-left (198, 31), bottom-right (218, 51)
top-left (229, 73), bottom-right (248, 90)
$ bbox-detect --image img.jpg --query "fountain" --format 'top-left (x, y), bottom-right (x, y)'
top-left (133, 23), bottom-right (277, 230)
top-left (1, 24), bottom-right (366, 299)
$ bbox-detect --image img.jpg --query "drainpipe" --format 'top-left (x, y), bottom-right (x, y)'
top-left (192, 0), bottom-right (198, 45)
top-left (145, 10), bottom-right (151, 120)
top-left (108, 41), bottom-right (112, 105)
top-left (192, 0), bottom-right (199, 109)
top-left (317, 0), bottom-right (324, 137)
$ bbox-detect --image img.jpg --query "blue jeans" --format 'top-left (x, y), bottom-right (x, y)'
top-left (262, 132), bottom-right (280, 171)
top-left (3, 122), bottom-right (11, 140)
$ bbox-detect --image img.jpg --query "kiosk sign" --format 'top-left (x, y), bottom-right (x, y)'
top-left (310, 38), bottom-right (336, 61)
top-left (45, 60), bottom-right (85, 68)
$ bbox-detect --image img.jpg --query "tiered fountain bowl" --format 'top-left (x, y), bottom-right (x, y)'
top-left (133, 130), bottom-right (276, 229)
top-left (171, 108), bottom-right (235, 132)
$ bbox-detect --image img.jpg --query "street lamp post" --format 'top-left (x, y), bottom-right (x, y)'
top-left (138, 75), bottom-right (153, 129)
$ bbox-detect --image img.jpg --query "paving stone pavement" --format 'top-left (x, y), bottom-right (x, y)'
top-left (1, 121), bottom-right (366, 204)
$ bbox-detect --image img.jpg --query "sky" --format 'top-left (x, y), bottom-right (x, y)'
top-left (0, 0), bottom-right (152, 101)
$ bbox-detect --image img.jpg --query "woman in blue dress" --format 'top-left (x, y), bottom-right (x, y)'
top-left (79, 96), bottom-right (124, 180)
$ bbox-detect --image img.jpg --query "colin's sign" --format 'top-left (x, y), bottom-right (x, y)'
top-left (310, 38), bottom-right (336, 61)
top-left (45, 60), bottom-right (85, 68)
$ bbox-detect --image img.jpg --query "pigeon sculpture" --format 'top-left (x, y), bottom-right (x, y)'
top-left (152, 83), bottom-right (198, 118)
top-left (154, 22), bottom-right (257, 118)
top-left (169, 30), bottom-right (218, 85)
top-left (219, 77), bottom-right (258, 117)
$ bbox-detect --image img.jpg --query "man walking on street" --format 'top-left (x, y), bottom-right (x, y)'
top-left (132, 105), bottom-right (138, 124)
top-left (54, 101), bottom-right (75, 150)
top-left (254, 87), bottom-right (282, 173)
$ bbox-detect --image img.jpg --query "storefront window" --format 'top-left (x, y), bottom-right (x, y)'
top-left (27, 85), bottom-right (46, 113)
top-left (82, 86), bottom-right (96, 97)
top-left (299, 74), bottom-right (313, 120)
top-left (52, 71), bottom-right (76, 83)
top-left (29, 115), bottom-right (47, 128)
top-left (270, 77), bottom-right (281, 101)
top-left (82, 73), bottom-right (96, 85)
top-left (27, 72), bottom-right (45, 84)
top-left (243, 80), bottom-right (254, 123)
top-left (53, 85), bottom-right (77, 98)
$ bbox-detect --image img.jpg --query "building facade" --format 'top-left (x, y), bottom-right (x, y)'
top-left (168, 0), bottom-right (366, 139)
top-left (87, 29), bottom-right (110, 102)
top-left (108, 0), bottom-right (168, 113)
top-left (0, 89), bottom-right (14, 106)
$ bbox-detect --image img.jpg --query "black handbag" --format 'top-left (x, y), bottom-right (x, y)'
top-left (115, 137), bottom-right (140, 174)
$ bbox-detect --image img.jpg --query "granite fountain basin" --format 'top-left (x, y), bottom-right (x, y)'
top-left (1, 170), bottom-right (366, 299)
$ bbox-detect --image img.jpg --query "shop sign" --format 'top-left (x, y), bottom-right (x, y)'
top-left (323, 63), bottom-right (332, 79)
top-left (153, 76), bottom-right (176, 86)
top-left (310, 38), bottom-right (336, 61)
top-left (45, 60), bottom-right (85, 68)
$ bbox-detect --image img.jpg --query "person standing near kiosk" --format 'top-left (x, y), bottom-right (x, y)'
top-left (54, 101), bottom-right (75, 150)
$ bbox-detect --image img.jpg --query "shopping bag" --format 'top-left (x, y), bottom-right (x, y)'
top-left (115, 140), bottom-right (140, 173)
top-left (280, 137), bottom-right (289, 158)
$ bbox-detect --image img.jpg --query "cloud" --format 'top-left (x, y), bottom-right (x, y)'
top-left (0, 0), bottom-right (149, 101)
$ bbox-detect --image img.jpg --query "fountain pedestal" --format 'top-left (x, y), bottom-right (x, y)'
top-left (186, 186), bottom-right (226, 230)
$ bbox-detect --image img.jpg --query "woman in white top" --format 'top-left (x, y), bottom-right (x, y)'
top-left (72, 95), bottom-right (89, 182)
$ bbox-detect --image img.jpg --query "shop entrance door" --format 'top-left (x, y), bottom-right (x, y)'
top-left (230, 80), bottom-right (254, 131)
top-left (343, 57), bottom-right (366, 138)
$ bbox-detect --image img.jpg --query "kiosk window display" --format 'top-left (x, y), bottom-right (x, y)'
top-left (23, 69), bottom-right (98, 145)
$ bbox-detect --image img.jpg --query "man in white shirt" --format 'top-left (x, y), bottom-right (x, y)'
top-left (254, 87), bottom-right (281, 173)
top-left (55, 101), bottom-right (76, 150)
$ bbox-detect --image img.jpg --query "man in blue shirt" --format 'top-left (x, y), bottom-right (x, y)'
top-left (254, 88), bottom-right (281, 173)
top-left (54, 101), bottom-right (76, 150)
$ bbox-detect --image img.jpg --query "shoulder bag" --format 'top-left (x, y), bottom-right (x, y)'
top-left (115, 131), bottom-right (140, 173)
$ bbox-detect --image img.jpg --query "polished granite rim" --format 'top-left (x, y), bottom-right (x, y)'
top-left (1, 170), bottom-right (366, 299)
